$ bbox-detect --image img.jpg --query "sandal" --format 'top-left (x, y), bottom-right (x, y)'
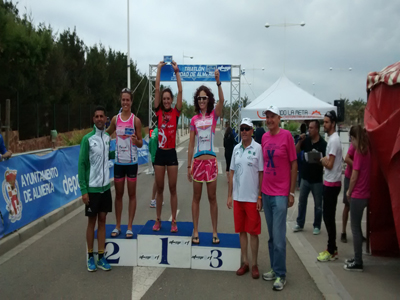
top-left (111, 228), bottom-right (121, 238)
top-left (212, 236), bottom-right (220, 244)
top-left (126, 229), bottom-right (134, 239)
top-left (192, 236), bottom-right (200, 244)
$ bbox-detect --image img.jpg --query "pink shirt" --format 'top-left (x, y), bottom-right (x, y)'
top-left (344, 144), bottom-right (356, 179)
top-left (190, 110), bottom-right (218, 158)
top-left (261, 129), bottom-right (297, 196)
top-left (351, 150), bottom-right (371, 199)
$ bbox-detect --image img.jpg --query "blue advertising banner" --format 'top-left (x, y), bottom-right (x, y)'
top-left (160, 64), bottom-right (232, 82)
top-left (0, 141), bottom-right (149, 239)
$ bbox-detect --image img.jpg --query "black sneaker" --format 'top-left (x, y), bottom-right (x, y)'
top-left (344, 261), bottom-right (363, 272)
top-left (341, 233), bottom-right (347, 243)
top-left (345, 258), bottom-right (355, 265)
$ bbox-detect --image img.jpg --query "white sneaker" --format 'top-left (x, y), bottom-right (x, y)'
top-left (293, 225), bottom-right (303, 232)
top-left (150, 199), bottom-right (156, 208)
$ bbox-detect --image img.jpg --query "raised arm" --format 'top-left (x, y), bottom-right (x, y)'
top-left (154, 61), bottom-right (166, 109)
top-left (214, 69), bottom-right (224, 117)
top-left (171, 61), bottom-right (183, 111)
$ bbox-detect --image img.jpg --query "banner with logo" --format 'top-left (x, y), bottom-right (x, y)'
top-left (160, 65), bottom-right (232, 82)
top-left (0, 140), bottom-right (149, 239)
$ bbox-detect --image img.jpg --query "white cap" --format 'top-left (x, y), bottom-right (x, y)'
top-left (240, 117), bottom-right (253, 127)
top-left (265, 105), bottom-right (280, 116)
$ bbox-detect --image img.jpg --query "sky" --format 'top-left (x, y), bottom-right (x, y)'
top-left (18, 0), bottom-right (400, 106)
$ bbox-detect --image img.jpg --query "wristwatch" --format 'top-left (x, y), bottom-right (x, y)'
top-left (217, 82), bottom-right (221, 87)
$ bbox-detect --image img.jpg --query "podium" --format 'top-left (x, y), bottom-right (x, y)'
top-left (91, 221), bottom-right (241, 271)
top-left (93, 224), bottom-right (143, 266)
top-left (137, 220), bottom-right (193, 268)
top-left (191, 232), bottom-right (241, 271)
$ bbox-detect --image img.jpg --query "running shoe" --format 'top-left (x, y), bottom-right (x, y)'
top-left (293, 225), bottom-right (303, 232)
top-left (170, 220), bottom-right (178, 233)
top-left (317, 250), bottom-right (338, 262)
top-left (87, 257), bottom-right (97, 272)
top-left (313, 228), bottom-right (321, 235)
top-left (262, 269), bottom-right (276, 281)
top-left (153, 219), bottom-right (161, 231)
top-left (150, 199), bottom-right (156, 208)
top-left (273, 277), bottom-right (286, 291)
top-left (97, 257), bottom-right (111, 271)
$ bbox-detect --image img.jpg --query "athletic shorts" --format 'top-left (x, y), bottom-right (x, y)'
top-left (114, 164), bottom-right (138, 182)
top-left (85, 189), bottom-right (112, 217)
top-left (192, 157), bottom-right (218, 183)
top-left (234, 200), bottom-right (261, 235)
top-left (343, 176), bottom-right (350, 205)
top-left (154, 148), bottom-right (178, 166)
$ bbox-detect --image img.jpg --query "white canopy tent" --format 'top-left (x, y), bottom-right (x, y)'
top-left (241, 75), bottom-right (336, 121)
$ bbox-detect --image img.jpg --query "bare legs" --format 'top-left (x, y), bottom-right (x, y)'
top-left (192, 180), bottom-right (218, 238)
top-left (155, 165), bottom-right (178, 221)
top-left (240, 232), bottom-right (259, 266)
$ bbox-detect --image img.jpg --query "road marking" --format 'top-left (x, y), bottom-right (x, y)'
top-left (176, 147), bottom-right (184, 153)
top-left (218, 161), bottom-right (223, 174)
top-left (178, 160), bottom-right (184, 170)
top-left (131, 266), bottom-right (165, 300)
top-left (214, 147), bottom-right (219, 153)
top-left (168, 209), bottom-right (180, 222)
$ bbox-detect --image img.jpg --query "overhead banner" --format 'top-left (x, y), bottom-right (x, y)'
top-left (160, 65), bottom-right (232, 82)
top-left (0, 140), bottom-right (149, 239)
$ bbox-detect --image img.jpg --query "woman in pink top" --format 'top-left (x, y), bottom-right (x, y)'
top-left (260, 106), bottom-right (297, 291)
top-left (341, 142), bottom-right (355, 243)
top-left (187, 70), bottom-right (224, 245)
top-left (344, 125), bottom-right (371, 272)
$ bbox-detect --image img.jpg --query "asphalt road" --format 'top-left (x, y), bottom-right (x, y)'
top-left (0, 130), bottom-right (323, 300)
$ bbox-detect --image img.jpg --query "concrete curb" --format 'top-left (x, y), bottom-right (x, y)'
top-left (0, 180), bottom-right (114, 256)
top-left (0, 134), bottom-right (192, 256)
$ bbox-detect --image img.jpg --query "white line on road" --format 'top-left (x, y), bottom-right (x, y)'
top-left (178, 160), bottom-right (184, 170)
top-left (218, 161), bottom-right (223, 174)
top-left (168, 209), bottom-right (180, 222)
top-left (214, 147), bottom-right (219, 153)
top-left (176, 147), bottom-right (184, 153)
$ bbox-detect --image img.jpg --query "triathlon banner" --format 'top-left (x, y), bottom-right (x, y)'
top-left (159, 64), bottom-right (232, 82)
top-left (0, 140), bottom-right (149, 239)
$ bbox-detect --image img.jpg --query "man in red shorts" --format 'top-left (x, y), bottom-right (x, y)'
top-left (227, 118), bottom-right (264, 279)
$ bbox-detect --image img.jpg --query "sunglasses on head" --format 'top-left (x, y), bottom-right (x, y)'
top-left (240, 126), bottom-right (251, 132)
top-left (121, 88), bottom-right (132, 93)
top-left (197, 96), bottom-right (209, 101)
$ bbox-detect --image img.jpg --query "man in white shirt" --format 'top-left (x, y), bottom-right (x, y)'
top-left (317, 110), bottom-right (343, 262)
top-left (227, 118), bottom-right (264, 279)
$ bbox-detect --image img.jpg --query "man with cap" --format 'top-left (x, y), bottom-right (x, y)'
top-left (260, 106), bottom-right (297, 291)
top-left (227, 117), bottom-right (264, 279)
top-left (317, 110), bottom-right (343, 262)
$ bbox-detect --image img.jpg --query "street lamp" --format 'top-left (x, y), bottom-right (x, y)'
top-left (265, 20), bottom-right (306, 73)
top-left (127, 0), bottom-right (131, 89)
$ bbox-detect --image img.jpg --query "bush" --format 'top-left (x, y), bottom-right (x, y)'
top-left (61, 129), bottom-right (92, 146)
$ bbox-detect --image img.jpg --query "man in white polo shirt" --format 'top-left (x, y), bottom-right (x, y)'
top-left (317, 110), bottom-right (343, 262)
top-left (227, 118), bottom-right (264, 279)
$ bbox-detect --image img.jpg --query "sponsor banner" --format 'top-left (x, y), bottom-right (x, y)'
top-left (0, 141), bottom-right (149, 239)
top-left (160, 64), bottom-right (231, 82)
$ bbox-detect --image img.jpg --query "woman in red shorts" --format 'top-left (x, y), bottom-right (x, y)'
top-left (187, 69), bottom-right (224, 244)
top-left (152, 61), bottom-right (182, 232)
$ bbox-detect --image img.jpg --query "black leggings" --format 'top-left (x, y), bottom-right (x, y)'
top-left (323, 185), bottom-right (341, 254)
top-left (225, 151), bottom-right (233, 172)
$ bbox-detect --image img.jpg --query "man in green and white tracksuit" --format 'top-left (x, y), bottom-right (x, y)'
top-left (78, 106), bottom-right (114, 272)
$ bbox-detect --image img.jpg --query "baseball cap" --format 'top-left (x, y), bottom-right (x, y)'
top-left (240, 117), bottom-right (253, 127)
top-left (265, 105), bottom-right (280, 116)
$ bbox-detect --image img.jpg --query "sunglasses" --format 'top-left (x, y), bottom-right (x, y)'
top-left (240, 127), bottom-right (252, 132)
top-left (121, 88), bottom-right (132, 93)
top-left (197, 96), bottom-right (209, 101)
